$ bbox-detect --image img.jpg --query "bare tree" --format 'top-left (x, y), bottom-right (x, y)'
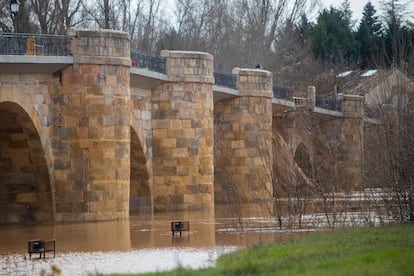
top-left (156, 0), bottom-right (319, 72)
top-left (169, 0), bottom-right (220, 52)
top-left (55, 0), bottom-right (84, 34)
top-left (0, 0), bottom-right (83, 34)
top-left (0, 0), bottom-right (36, 33)
top-left (0, 0), bottom-right (14, 32)
top-left (364, 77), bottom-right (414, 223)
top-left (138, 0), bottom-right (162, 52)
top-left (82, 0), bottom-right (120, 29)
top-left (30, 0), bottom-right (57, 33)
top-left (363, 7), bottom-right (414, 221)
top-left (228, 0), bottom-right (319, 70)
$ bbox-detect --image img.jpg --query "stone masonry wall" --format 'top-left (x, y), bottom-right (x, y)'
top-left (336, 95), bottom-right (364, 191)
top-left (0, 74), bottom-right (56, 223)
top-left (272, 95), bottom-right (364, 194)
top-left (214, 68), bottom-right (274, 213)
top-left (151, 51), bottom-right (214, 212)
top-left (54, 29), bottom-right (131, 221)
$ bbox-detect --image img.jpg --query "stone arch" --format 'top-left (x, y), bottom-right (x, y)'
top-left (294, 143), bottom-right (313, 179)
top-left (130, 127), bottom-right (152, 214)
top-left (0, 102), bottom-right (53, 223)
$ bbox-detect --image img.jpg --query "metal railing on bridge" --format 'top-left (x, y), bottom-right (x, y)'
top-left (129, 52), bottom-right (238, 90)
top-left (130, 50), bottom-right (166, 74)
top-left (273, 87), bottom-right (293, 101)
top-left (316, 95), bottom-right (342, 111)
top-left (0, 33), bottom-right (71, 56)
top-left (214, 72), bottom-right (237, 89)
top-left (274, 88), bottom-right (343, 112)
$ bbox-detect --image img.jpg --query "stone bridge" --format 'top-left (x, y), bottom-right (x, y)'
top-left (0, 29), bottom-right (364, 223)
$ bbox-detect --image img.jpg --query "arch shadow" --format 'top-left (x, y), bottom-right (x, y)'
top-left (130, 127), bottom-right (152, 215)
top-left (0, 102), bottom-right (53, 223)
top-left (294, 143), bottom-right (313, 180)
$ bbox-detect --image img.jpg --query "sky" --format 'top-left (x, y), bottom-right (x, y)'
top-left (322, 0), bottom-right (414, 22)
top-left (322, 0), bottom-right (379, 20)
top-left (163, 0), bottom-right (413, 26)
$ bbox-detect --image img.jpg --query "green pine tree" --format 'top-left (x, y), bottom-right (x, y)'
top-left (356, 1), bottom-right (382, 68)
top-left (311, 6), bottom-right (357, 66)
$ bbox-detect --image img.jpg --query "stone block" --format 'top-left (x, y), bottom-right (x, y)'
top-left (182, 129), bottom-right (195, 138)
top-left (175, 156), bottom-right (196, 166)
top-left (172, 148), bottom-right (188, 157)
top-left (152, 119), bottom-right (171, 129)
top-left (159, 138), bottom-right (176, 148)
top-left (103, 148), bottom-right (115, 159)
top-left (177, 166), bottom-right (189, 176)
top-left (186, 185), bottom-right (200, 194)
top-left (9, 132), bottom-right (28, 142)
top-left (75, 127), bottom-right (88, 138)
top-left (83, 212), bottom-right (98, 221)
top-left (231, 140), bottom-right (245, 149)
top-left (84, 191), bottom-right (103, 202)
top-left (166, 128), bottom-right (182, 138)
top-left (106, 75), bottom-right (117, 87)
top-left (88, 201), bottom-right (105, 212)
top-left (153, 195), bottom-right (170, 206)
top-left (152, 176), bottom-right (165, 186)
top-left (16, 193), bottom-right (37, 203)
top-left (64, 191), bottom-right (84, 203)
top-left (62, 212), bottom-right (87, 222)
top-left (197, 174), bottom-right (214, 185)
top-left (165, 176), bottom-right (183, 186)
top-left (170, 119), bottom-right (182, 129)
top-left (117, 169), bottom-right (129, 180)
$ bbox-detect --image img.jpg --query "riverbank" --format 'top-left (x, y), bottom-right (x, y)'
top-left (133, 224), bottom-right (414, 275)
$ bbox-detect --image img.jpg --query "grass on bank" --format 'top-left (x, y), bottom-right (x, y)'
top-left (107, 224), bottom-right (414, 276)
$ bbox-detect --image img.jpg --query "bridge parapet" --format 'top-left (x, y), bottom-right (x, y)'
top-left (68, 29), bottom-right (130, 67)
top-left (232, 67), bottom-right (273, 98)
top-left (161, 50), bottom-right (214, 84)
top-left (151, 50), bottom-right (214, 212)
top-left (342, 94), bottom-right (364, 118)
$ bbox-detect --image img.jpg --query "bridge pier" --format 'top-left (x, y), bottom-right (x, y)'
top-left (151, 50), bottom-right (215, 212)
top-left (214, 67), bottom-right (274, 216)
top-left (336, 95), bottom-right (364, 191)
top-left (54, 29), bottom-right (131, 221)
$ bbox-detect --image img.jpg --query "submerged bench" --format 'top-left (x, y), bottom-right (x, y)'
top-left (28, 239), bottom-right (55, 259)
top-left (171, 221), bottom-right (190, 236)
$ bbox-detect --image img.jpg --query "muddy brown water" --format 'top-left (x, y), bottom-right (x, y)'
top-left (0, 210), bottom-right (312, 275)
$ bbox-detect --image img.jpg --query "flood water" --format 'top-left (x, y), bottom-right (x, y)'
top-left (0, 210), bottom-right (313, 275)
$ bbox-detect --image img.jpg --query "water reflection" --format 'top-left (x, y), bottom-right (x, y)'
top-left (0, 210), bottom-right (313, 254)
top-left (0, 220), bottom-right (132, 254)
